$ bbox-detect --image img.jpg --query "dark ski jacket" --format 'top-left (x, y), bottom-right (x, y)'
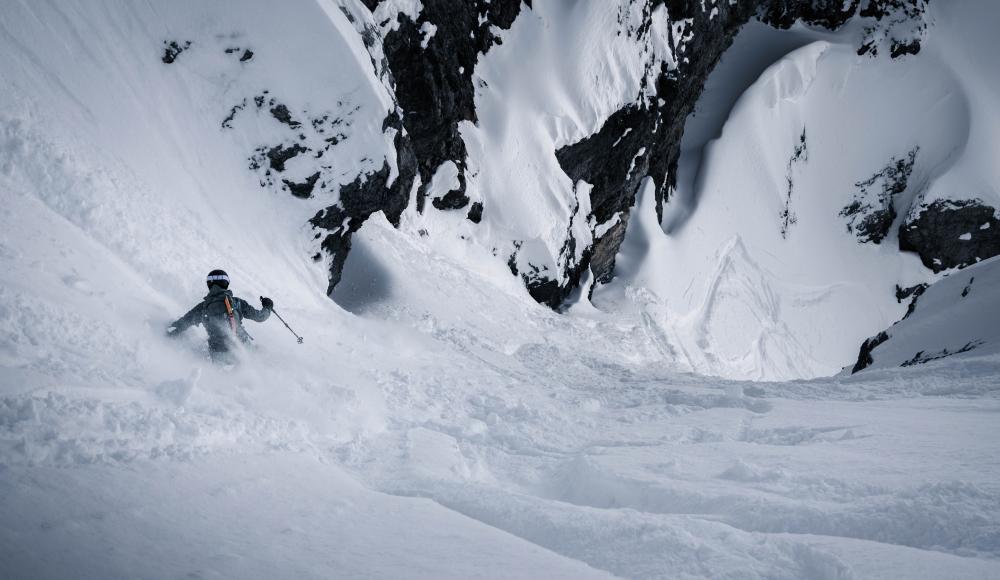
top-left (168, 286), bottom-right (271, 352)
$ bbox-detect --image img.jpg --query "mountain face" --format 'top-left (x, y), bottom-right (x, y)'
top-left (1, 0), bottom-right (990, 380)
top-left (850, 255), bottom-right (1000, 373)
top-left (305, 0), bottom-right (959, 308)
top-left (2, 2), bottom-right (1000, 577)
top-left (269, 0), bottom-right (996, 379)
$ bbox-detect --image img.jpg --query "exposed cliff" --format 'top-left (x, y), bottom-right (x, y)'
top-left (338, 0), bottom-right (934, 308)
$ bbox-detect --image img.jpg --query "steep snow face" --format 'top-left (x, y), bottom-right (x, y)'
top-left (6, 0), bottom-right (981, 383)
top-left (404, 0), bottom-right (678, 305)
top-left (593, 0), bottom-right (999, 380)
top-left (0, 0), bottom-right (398, 301)
top-left (363, 0), bottom-right (990, 380)
top-left (851, 255), bottom-right (1000, 373)
top-left (2, 1), bottom-right (1000, 578)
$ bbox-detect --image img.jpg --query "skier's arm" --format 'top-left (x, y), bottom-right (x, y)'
top-left (238, 297), bottom-right (271, 323)
top-left (167, 303), bottom-right (203, 336)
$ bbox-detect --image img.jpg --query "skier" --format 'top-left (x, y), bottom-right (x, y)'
top-left (167, 269), bottom-right (274, 363)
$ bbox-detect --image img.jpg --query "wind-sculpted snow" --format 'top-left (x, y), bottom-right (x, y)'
top-left (1, 0), bottom-right (1000, 578)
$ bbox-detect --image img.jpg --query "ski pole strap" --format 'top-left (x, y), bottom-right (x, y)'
top-left (223, 296), bottom-right (238, 336)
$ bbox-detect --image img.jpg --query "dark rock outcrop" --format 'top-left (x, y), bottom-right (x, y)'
top-left (466, 202), bottom-right (484, 224)
top-left (374, 0), bottom-right (528, 212)
top-left (901, 341), bottom-right (981, 367)
top-left (266, 144), bottom-right (308, 172)
top-left (899, 199), bottom-right (1000, 272)
top-left (162, 40), bottom-right (191, 64)
top-left (551, 0), bottom-right (878, 301)
top-left (284, 172), bottom-right (320, 199)
top-left (780, 128), bottom-right (808, 239)
top-left (857, 0), bottom-right (929, 58)
top-left (310, 120), bottom-right (417, 295)
top-left (328, 0), bottom-right (928, 302)
top-left (895, 282), bottom-right (927, 318)
top-left (851, 330), bottom-right (889, 373)
top-left (840, 147), bottom-right (918, 244)
top-left (270, 104), bottom-right (301, 129)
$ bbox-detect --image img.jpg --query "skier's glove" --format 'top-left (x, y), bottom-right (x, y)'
top-left (166, 326), bottom-right (179, 338)
top-left (260, 296), bottom-right (274, 310)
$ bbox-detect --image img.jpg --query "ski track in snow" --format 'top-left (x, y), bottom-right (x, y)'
top-left (1, 0), bottom-right (999, 578)
top-left (3, 209), bottom-right (999, 579)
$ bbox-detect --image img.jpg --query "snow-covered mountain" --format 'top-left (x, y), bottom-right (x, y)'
top-left (1, 0), bottom-right (999, 578)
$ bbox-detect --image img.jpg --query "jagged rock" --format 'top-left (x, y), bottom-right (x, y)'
top-left (270, 104), bottom-right (301, 128)
top-left (221, 100), bottom-right (247, 129)
top-left (889, 38), bottom-right (921, 58)
top-left (309, 121), bottom-right (417, 295)
top-left (961, 276), bottom-right (975, 297)
top-left (895, 282), bottom-right (928, 318)
top-left (899, 199), bottom-right (1000, 272)
top-left (901, 341), bottom-right (982, 367)
top-left (332, 0), bottom-right (928, 303)
top-left (506, 245), bottom-right (563, 309)
top-left (466, 202), bottom-right (483, 224)
top-left (283, 172), bottom-right (320, 199)
top-left (858, 0), bottom-right (928, 58)
top-left (373, 0), bottom-right (527, 212)
top-left (162, 40), bottom-right (191, 64)
top-left (267, 144), bottom-right (309, 172)
top-left (851, 331), bottom-right (889, 373)
top-left (840, 148), bottom-right (918, 244)
top-left (780, 128), bottom-right (808, 238)
top-left (589, 215), bottom-right (629, 285)
top-left (554, 1), bottom-right (865, 292)
top-left (432, 190), bottom-right (471, 211)
top-left (310, 205), bottom-right (355, 294)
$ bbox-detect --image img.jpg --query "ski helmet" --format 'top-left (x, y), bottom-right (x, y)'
top-left (206, 269), bottom-right (230, 289)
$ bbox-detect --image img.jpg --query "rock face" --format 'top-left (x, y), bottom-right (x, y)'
top-left (367, 0), bottom-right (528, 213)
top-left (297, 0), bottom-right (524, 296)
top-left (840, 147), bottom-right (919, 244)
top-left (899, 199), bottom-right (1000, 272)
top-left (310, 113), bottom-right (418, 295)
top-left (849, 254), bottom-right (1000, 375)
top-left (316, 0), bottom-right (930, 305)
top-left (857, 0), bottom-right (930, 58)
top-left (548, 0), bottom-right (864, 303)
top-left (851, 330), bottom-right (889, 373)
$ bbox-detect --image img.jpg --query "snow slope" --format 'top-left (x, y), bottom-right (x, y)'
top-left (856, 255), bottom-right (1000, 373)
top-left (1, 0), bottom-right (1000, 579)
top-left (594, 0), bottom-right (994, 380)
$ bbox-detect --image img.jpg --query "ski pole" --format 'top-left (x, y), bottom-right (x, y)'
top-left (265, 299), bottom-right (304, 344)
top-left (274, 310), bottom-right (303, 344)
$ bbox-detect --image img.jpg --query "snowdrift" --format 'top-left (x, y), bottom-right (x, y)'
top-left (1, 0), bottom-right (999, 579)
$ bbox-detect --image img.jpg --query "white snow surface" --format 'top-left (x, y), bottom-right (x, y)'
top-left (1, 1), bottom-right (1000, 579)
top-left (860, 255), bottom-right (1000, 372)
top-left (601, 0), bottom-right (1000, 380)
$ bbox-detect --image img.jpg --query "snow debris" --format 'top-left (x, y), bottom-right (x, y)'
top-left (419, 20), bottom-right (437, 49)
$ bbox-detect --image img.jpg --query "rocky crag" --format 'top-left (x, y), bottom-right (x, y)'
top-left (323, 0), bottom-right (952, 308)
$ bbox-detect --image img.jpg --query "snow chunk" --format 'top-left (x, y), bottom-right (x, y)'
top-left (594, 212), bottom-right (623, 239)
top-left (419, 21), bottom-right (437, 49)
top-left (426, 160), bottom-right (460, 199)
top-left (373, 0), bottom-right (424, 34)
top-left (960, 233), bottom-right (972, 241)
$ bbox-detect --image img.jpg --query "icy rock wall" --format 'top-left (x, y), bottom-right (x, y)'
top-left (340, 0), bottom-right (938, 309)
